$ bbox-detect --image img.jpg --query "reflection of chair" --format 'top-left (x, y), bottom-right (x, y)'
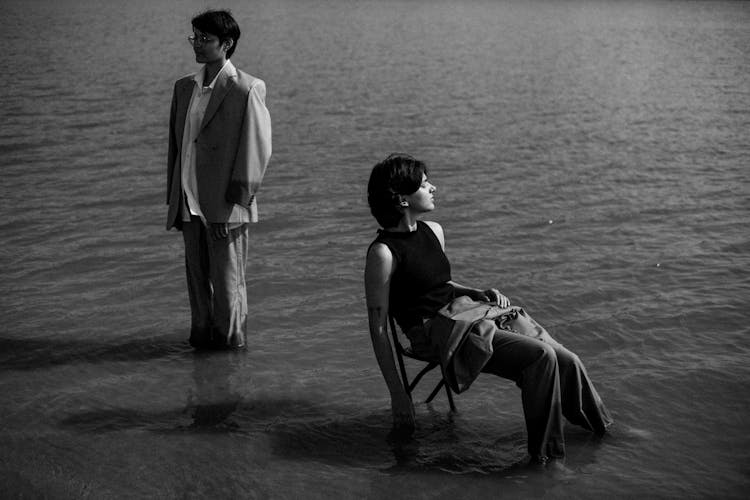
top-left (387, 314), bottom-right (456, 412)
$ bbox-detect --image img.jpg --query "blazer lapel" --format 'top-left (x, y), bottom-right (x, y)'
top-left (200, 68), bottom-right (236, 132)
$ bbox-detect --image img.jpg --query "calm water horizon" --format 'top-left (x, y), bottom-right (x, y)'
top-left (1, 0), bottom-right (749, 498)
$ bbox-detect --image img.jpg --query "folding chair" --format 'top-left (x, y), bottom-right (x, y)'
top-left (387, 314), bottom-right (456, 412)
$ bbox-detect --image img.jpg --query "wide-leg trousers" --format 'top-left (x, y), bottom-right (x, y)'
top-left (182, 216), bottom-right (249, 349)
top-left (480, 310), bottom-right (613, 460)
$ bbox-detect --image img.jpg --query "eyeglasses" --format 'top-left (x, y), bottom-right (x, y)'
top-left (187, 34), bottom-right (218, 46)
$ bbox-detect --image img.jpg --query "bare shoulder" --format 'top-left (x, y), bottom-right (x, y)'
top-left (423, 220), bottom-right (443, 235)
top-left (423, 221), bottom-right (445, 248)
top-left (365, 242), bottom-right (396, 293)
top-left (366, 242), bottom-right (393, 265)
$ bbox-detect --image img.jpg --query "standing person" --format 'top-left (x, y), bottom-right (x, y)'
top-left (166, 10), bottom-right (272, 350)
top-left (364, 154), bottom-right (612, 464)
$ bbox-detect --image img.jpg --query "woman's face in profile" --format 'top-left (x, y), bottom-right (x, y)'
top-left (403, 174), bottom-right (436, 214)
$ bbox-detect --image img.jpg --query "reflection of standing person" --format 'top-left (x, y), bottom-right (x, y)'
top-left (364, 154), bottom-right (612, 464)
top-left (188, 352), bottom-right (242, 429)
top-left (166, 10), bottom-right (271, 349)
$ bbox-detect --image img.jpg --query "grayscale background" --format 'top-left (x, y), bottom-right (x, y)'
top-left (1, 0), bottom-right (748, 498)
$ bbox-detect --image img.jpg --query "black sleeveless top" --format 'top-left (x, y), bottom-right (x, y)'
top-left (372, 221), bottom-right (456, 331)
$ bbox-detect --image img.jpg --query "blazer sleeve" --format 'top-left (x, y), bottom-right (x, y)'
top-left (226, 79), bottom-right (272, 207)
top-left (166, 82), bottom-right (179, 205)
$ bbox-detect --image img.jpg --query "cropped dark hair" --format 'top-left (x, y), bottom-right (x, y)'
top-left (367, 154), bottom-right (428, 228)
top-left (192, 10), bottom-right (241, 59)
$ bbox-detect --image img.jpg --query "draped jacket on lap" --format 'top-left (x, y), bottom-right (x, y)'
top-left (420, 296), bottom-right (553, 394)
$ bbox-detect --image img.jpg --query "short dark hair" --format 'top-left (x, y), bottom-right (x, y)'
top-left (367, 154), bottom-right (428, 228)
top-left (191, 9), bottom-right (241, 59)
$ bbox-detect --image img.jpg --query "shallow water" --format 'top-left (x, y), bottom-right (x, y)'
top-left (1, 0), bottom-right (749, 498)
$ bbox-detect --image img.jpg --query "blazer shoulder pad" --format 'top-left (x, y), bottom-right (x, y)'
top-left (175, 73), bottom-right (196, 85)
top-left (234, 70), bottom-right (265, 93)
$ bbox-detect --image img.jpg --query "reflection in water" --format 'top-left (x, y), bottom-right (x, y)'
top-left (386, 408), bottom-right (461, 472)
top-left (186, 351), bottom-right (245, 431)
top-left (50, 345), bottom-right (607, 475)
top-left (384, 405), bottom-right (607, 475)
top-left (267, 402), bottom-right (550, 475)
top-left (57, 349), bottom-right (249, 434)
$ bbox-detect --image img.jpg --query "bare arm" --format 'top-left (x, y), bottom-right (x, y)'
top-left (365, 243), bottom-right (415, 431)
top-left (448, 280), bottom-right (510, 307)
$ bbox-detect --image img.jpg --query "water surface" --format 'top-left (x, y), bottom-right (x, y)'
top-left (1, 0), bottom-right (749, 498)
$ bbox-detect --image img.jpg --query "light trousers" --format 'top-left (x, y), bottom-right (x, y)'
top-left (182, 216), bottom-right (249, 349)
top-left (480, 310), bottom-right (613, 460)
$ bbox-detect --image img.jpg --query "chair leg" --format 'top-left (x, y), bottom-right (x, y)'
top-left (444, 381), bottom-right (456, 412)
top-left (408, 362), bottom-right (439, 393)
top-left (425, 379), bottom-right (445, 404)
top-left (424, 378), bottom-right (457, 412)
top-left (438, 363), bottom-right (457, 412)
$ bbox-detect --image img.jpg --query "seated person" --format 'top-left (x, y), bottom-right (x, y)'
top-left (364, 154), bottom-right (612, 464)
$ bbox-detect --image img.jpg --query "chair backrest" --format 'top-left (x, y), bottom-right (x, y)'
top-left (386, 312), bottom-right (456, 410)
top-left (387, 314), bottom-right (405, 353)
top-left (387, 314), bottom-right (411, 394)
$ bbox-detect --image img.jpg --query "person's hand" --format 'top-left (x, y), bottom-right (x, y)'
top-left (210, 223), bottom-right (229, 240)
top-left (480, 288), bottom-right (510, 308)
top-left (391, 390), bottom-right (415, 434)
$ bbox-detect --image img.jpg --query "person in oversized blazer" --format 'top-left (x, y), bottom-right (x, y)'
top-left (166, 9), bottom-right (271, 350)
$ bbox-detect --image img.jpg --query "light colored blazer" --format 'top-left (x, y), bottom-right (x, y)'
top-left (166, 64), bottom-right (271, 229)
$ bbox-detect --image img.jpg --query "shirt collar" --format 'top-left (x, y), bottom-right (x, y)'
top-left (192, 59), bottom-right (235, 90)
